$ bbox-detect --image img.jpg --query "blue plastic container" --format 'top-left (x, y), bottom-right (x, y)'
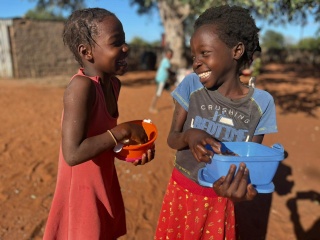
top-left (198, 142), bottom-right (284, 193)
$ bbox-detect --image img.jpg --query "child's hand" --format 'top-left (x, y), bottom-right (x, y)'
top-left (131, 148), bottom-right (155, 166)
top-left (184, 128), bottom-right (221, 162)
top-left (116, 122), bottom-right (148, 144)
top-left (212, 162), bottom-right (257, 202)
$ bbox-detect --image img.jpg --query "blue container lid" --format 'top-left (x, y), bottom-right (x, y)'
top-left (211, 142), bottom-right (284, 162)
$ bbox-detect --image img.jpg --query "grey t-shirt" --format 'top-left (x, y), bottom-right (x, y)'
top-left (172, 73), bottom-right (278, 183)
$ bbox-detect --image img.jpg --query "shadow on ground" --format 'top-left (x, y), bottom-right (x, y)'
top-left (259, 64), bottom-right (320, 117)
top-left (286, 191), bottom-right (320, 240)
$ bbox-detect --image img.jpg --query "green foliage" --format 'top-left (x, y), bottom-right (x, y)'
top-left (261, 30), bottom-right (285, 50)
top-left (129, 0), bottom-right (156, 14)
top-left (296, 37), bottom-right (320, 50)
top-left (30, 0), bottom-right (319, 65)
top-left (25, 7), bottom-right (65, 20)
top-left (31, 0), bottom-right (319, 34)
top-left (262, 31), bottom-right (320, 51)
top-left (35, 0), bottom-right (85, 12)
top-left (150, 40), bottom-right (162, 47)
top-left (130, 36), bottom-right (152, 47)
top-left (130, 0), bottom-right (320, 25)
top-left (27, 0), bottom-right (85, 20)
top-left (130, 36), bottom-right (161, 47)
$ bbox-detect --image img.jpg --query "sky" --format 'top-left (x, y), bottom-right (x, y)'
top-left (1, 0), bottom-right (318, 44)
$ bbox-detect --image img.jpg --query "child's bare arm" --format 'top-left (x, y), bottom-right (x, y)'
top-left (167, 102), bottom-right (221, 162)
top-left (61, 76), bottom-right (149, 166)
top-left (167, 102), bottom-right (188, 150)
top-left (62, 76), bottom-right (101, 166)
top-left (252, 134), bottom-right (264, 143)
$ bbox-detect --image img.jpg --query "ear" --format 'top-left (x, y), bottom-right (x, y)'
top-left (233, 42), bottom-right (245, 60)
top-left (78, 44), bottom-right (93, 60)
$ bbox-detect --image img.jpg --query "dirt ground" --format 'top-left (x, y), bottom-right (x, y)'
top-left (0, 63), bottom-right (319, 240)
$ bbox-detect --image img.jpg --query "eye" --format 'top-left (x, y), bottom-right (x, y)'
top-left (111, 33), bottom-right (126, 47)
top-left (114, 40), bottom-right (125, 47)
top-left (202, 51), bottom-right (209, 56)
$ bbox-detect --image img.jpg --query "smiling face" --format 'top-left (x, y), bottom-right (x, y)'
top-left (190, 24), bottom-right (239, 89)
top-left (88, 15), bottom-right (129, 77)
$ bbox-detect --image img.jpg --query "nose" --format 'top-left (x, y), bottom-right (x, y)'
top-left (122, 43), bottom-right (129, 52)
top-left (192, 56), bottom-right (202, 69)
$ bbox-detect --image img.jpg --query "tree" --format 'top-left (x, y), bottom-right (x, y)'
top-left (28, 0), bottom-right (85, 20)
top-left (296, 37), bottom-right (320, 51)
top-left (129, 0), bottom-right (225, 67)
top-left (261, 30), bottom-right (286, 50)
top-left (35, 0), bottom-right (85, 12)
top-left (130, 36), bottom-right (161, 47)
top-left (129, 0), bottom-right (319, 67)
top-left (33, 0), bottom-right (320, 67)
top-left (25, 7), bottom-right (65, 20)
top-left (130, 36), bottom-right (152, 47)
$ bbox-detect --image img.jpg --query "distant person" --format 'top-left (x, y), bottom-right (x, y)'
top-left (242, 50), bottom-right (262, 88)
top-left (154, 5), bottom-right (278, 240)
top-left (43, 8), bottom-right (154, 240)
top-left (149, 48), bottom-right (174, 113)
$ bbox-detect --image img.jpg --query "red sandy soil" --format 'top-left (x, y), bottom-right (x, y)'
top-left (0, 63), bottom-right (319, 240)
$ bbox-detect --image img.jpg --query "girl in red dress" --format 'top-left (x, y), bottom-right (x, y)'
top-left (43, 8), bottom-right (154, 240)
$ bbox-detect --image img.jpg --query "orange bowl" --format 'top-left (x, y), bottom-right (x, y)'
top-left (114, 120), bottom-right (158, 162)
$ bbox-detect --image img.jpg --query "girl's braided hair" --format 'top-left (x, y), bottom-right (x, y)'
top-left (194, 5), bottom-right (260, 67)
top-left (63, 8), bottom-right (116, 66)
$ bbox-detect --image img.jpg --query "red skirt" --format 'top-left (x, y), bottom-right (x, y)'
top-left (155, 169), bottom-right (236, 240)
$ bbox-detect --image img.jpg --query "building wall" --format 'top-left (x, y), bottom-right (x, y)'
top-left (9, 18), bottom-right (78, 78)
top-left (2, 18), bottom-right (164, 79)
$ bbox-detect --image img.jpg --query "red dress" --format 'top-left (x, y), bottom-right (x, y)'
top-left (43, 69), bottom-right (126, 240)
top-left (154, 168), bottom-right (236, 240)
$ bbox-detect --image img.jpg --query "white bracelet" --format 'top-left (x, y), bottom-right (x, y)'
top-left (107, 130), bottom-right (118, 146)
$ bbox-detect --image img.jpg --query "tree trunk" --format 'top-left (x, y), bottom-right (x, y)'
top-left (157, 0), bottom-right (190, 68)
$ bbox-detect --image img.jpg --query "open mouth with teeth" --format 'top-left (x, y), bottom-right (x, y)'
top-left (198, 71), bottom-right (211, 79)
